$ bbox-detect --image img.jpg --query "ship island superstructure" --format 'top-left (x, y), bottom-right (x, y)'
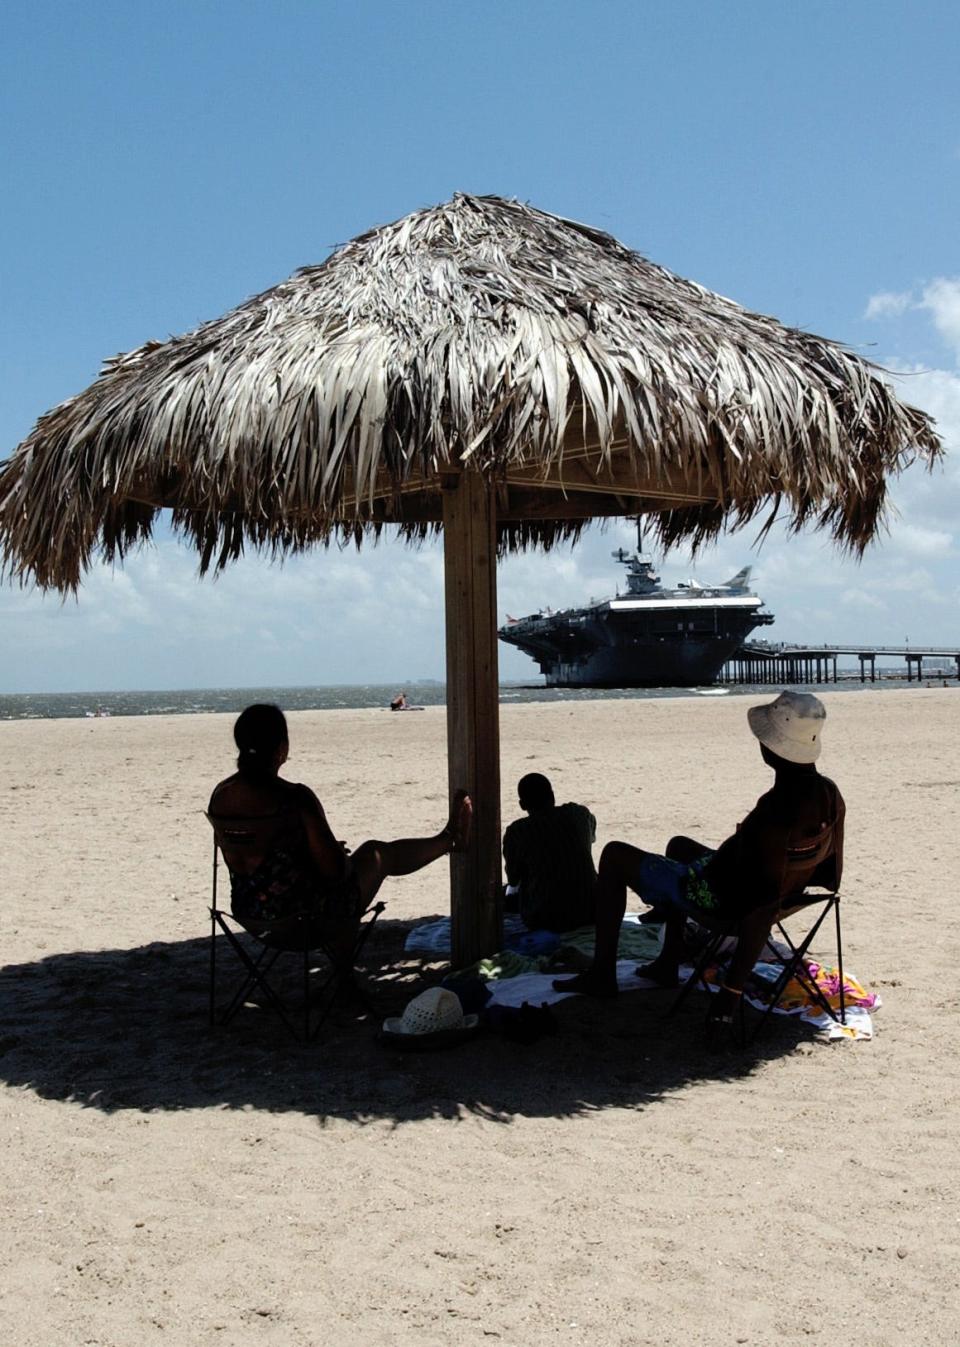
top-left (498, 539), bottom-right (775, 688)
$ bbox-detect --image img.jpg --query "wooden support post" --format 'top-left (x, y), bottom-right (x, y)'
top-left (442, 468), bottom-right (502, 967)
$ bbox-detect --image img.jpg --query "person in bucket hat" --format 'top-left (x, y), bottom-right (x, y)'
top-left (746, 690), bottom-right (826, 764)
top-left (554, 690), bottom-right (845, 1029)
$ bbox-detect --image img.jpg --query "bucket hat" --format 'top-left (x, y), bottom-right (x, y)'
top-left (747, 690), bottom-right (826, 764)
top-left (381, 986), bottom-right (479, 1050)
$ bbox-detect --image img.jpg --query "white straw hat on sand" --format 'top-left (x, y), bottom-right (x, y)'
top-left (382, 986), bottom-right (479, 1049)
top-left (747, 690), bottom-right (826, 764)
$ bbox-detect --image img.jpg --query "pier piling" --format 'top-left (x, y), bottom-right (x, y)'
top-left (721, 642), bottom-right (958, 686)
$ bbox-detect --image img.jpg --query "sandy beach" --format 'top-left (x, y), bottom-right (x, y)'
top-left (0, 688), bottom-right (957, 1346)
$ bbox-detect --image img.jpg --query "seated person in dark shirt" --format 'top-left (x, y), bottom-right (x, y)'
top-left (502, 772), bottom-right (598, 931)
top-left (553, 692), bottom-right (844, 1022)
top-left (209, 704), bottom-right (472, 954)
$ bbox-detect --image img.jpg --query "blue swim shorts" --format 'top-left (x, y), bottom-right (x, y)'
top-left (627, 850), bottom-right (723, 918)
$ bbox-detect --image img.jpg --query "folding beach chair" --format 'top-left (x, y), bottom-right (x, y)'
top-left (669, 823), bottom-right (845, 1043)
top-left (206, 812), bottom-right (385, 1041)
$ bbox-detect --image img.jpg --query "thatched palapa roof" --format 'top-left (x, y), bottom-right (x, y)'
top-left (0, 193), bottom-right (942, 590)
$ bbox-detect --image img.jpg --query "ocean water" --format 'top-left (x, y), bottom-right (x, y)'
top-left (0, 677), bottom-right (945, 722)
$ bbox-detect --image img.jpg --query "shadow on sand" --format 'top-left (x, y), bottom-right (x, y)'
top-left (0, 917), bottom-right (811, 1123)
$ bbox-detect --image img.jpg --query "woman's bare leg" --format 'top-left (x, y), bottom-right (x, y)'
top-left (350, 790), bottom-right (472, 906)
top-left (319, 793), bottom-right (471, 970)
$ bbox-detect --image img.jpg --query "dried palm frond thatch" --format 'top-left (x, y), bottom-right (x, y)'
top-left (0, 193), bottom-right (941, 590)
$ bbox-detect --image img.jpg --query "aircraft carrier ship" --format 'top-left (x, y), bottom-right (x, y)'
top-left (498, 536), bottom-right (774, 688)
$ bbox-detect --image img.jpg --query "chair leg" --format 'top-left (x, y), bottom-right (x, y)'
top-left (210, 907), bottom-right (217, 1028)
top-left (747, 898), bottom-right (842, 1041)
top-left (211, 913), bottom-right (301, 1038)
top-left (304, 947), bottom-right (311, 1042)
top-left (209, 900), bottom-right (390, 1044)
top-left (304, 901), bottom-right (388, 1040)
top-left (835, 897), bottom-right (846, 1026)
top-left (220, 943), bottom-right (286, 1026)
top-left (777, 907), bottom-right (838, 1019)
top-left (354, 900), bottom-right (386, 957)
top-left (663, 896), bottom-right (845, 1044)
top-left (666, 926), bottom-right (729, 1018)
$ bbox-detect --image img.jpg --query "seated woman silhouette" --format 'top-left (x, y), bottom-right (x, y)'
top-left (208, 704), bottom-right (472, 943)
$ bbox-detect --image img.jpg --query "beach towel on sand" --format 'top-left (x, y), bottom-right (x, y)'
top-left (405, 915), bottom-right (878, 1040)
top-left (405, 914), bottom-right (530, 955)
top-left (483, 960), bottom-right (877, 1039)
top-left (404, 913), bottom-right (661, 961)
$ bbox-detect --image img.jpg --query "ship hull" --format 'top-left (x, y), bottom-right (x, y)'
top-left (542, 633), bottom-right (748, 688)
top-left (500, 603), bottom-right (773, 688)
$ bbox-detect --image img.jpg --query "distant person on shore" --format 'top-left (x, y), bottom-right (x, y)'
top-left (209, 704), bottom-right (471, 947)
top-left (503, 773), bottom-right (598, 932)
top-left (553, 691), bottom-right (844, 1025)
top-left (390, 691), bottom-right (408, 711)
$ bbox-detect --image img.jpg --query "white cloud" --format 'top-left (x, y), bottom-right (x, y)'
top-left (890, 362), bottom-right (960, 412)
top-left (0, 537), bottom-right (458, 692)
top-left (840, 588), bottom-right (887, 612)
top-left (865, 290), bottom-right (914, 320)
top-left (876, 565), bottom-right (936, 594)
top-left (920, 278), bottom-right (960, 360)
top-left (865, 278), bottom-right (960, 366)
top-left (885, 520), bottom-right (953, 559)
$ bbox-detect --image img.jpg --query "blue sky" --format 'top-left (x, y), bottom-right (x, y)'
top-left (2, 0), bottom-right (959, 692)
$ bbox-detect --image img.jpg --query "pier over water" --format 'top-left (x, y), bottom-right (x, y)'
top-left (722, 641), bottom-right (960, 685)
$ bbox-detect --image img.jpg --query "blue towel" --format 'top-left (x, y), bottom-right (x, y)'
top-left (503, 928), bottom-right (561, 956)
